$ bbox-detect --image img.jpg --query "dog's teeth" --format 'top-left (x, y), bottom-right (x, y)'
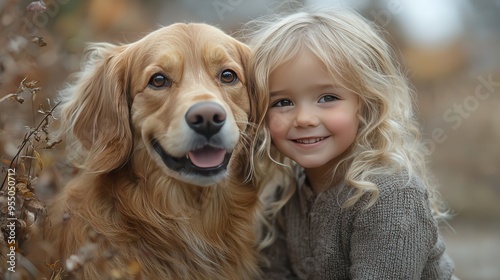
top-left (186, 154), bottom-right (190, 159)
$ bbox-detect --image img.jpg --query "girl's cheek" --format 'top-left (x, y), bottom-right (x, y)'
top-left (266, 113), bottom-right (289, 134)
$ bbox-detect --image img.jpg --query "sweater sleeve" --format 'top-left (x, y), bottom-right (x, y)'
top-left (349, 185), bottom-right (442, 280)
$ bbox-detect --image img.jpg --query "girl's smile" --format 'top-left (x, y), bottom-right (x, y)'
top-left (292, 136), bottom-right (329, 145)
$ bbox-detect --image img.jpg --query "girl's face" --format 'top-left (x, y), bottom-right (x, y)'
top-left (267, 50), bottom-right (359, 172)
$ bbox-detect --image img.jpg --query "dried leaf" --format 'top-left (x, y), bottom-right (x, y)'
top-left (38, 104), bottom-right (45, 114)
top-left (46, 260), bottom-right (60, 271)
top-left (22, 78), bottom-right (41, 91)
top-left (26, 1), bottom-right (47, 13)
top-left (45, 139), bottom-right (62, 149)
top-left (26, 199), bottom-right (46, 213)
top-left (16, 174), bottom-right (29, 185)
top-left (17, 182), bottom-right (32, 196)
top-left (25, 210), bottom-right (36, 227)
top-left (33, 150), bottom-right (44, 170)
top-left (24, 80), bottom-right (38, 88)
top-left (24, 192), bottom-right (35, 198)
top-left (15, 95), bottom-right (25, 104)
top-left (21, 79), bottom-right (41, 102)
top-left (18, 77), bottom-right (28, 90)
top-left (31, 36), bottom-right (47, 47)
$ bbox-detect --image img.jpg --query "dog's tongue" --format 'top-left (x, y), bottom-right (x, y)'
top-left (188, 146), bottom-right (226, 168)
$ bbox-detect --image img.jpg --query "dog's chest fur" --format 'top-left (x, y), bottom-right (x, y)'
top-left (47, 159), bottom-right (259, 279)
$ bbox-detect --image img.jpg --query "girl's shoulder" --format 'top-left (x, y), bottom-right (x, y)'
top-left (367, 170), bottom-right (427, 199)
top-left (345, 171), bottom-right (433, 221)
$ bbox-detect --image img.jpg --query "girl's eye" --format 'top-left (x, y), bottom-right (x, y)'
top-left (271, 99), bottom-right (294, 107)
top-left (220, 69), bottom-right (238, 84)
top-left (318, 95), bottom-right (339, 103)
top-left (148, 73), bottom-right (171, 89)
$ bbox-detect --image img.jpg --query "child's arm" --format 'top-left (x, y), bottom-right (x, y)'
top-left (348, 184), bottom-right (454, 279)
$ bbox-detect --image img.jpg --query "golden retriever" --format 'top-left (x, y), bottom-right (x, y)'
top-left (35, 23), bottom-right (262, 279)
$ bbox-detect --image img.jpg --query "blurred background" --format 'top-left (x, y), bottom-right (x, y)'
top-left (1, 0), bottom-right (499, 279)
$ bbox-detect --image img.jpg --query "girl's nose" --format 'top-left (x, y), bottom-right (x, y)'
top-left (293, 105), bottom-right (319, 127)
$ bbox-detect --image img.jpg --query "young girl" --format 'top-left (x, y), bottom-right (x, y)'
top-left (248, 9), bottom-right (457, 279)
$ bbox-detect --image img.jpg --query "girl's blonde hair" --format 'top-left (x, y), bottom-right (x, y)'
top-left (246, 8), bottom-right (448, 230)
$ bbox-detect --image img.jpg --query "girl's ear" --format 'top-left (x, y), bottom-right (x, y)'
top-left (60, 43), bottom-right (133, 174)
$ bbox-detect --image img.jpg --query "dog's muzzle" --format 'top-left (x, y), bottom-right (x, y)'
top-left (152, 101), bottom-right (234, 178)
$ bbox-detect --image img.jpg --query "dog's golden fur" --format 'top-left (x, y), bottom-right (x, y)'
top-left (35, 23), bottom-right (262, 279)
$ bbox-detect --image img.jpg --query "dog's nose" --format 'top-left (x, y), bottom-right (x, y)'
top-left (185, 102), bottom-right (226, 139)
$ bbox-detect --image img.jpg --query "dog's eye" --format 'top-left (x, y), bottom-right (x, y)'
top-left (148, 73), bottom-right (171, 89)
top-left (219, 69), bottom-right (238, 84)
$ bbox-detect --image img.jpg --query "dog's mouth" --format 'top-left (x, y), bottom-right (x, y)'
top-left (151, 139), bottom-right (231, 177)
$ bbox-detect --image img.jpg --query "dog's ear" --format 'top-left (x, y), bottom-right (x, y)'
top-left (60, 43), bottom-right (132, 174)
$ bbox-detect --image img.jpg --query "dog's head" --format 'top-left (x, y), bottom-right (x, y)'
top-left (60, 23), bottom-right (255, 186)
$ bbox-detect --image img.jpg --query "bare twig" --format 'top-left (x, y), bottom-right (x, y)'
top-left (0, 100), bottom-right (61, 191)
top-left (0, 93), bottom-right (18, 104)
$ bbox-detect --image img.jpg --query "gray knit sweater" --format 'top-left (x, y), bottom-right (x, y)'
top-left (262, 171), bottom-right (456, 280)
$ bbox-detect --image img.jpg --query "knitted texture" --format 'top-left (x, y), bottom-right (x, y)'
top-left (262, 171), bottom-right (455, 280)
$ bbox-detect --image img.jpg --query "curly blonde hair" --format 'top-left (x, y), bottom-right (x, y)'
top-left (246, 8), bottom-right (448, 227)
